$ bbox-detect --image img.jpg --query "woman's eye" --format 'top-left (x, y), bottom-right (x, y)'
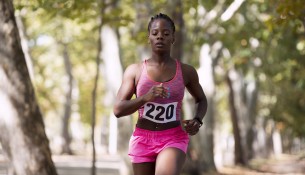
top-left (164, 31), bottom-right (170, 36)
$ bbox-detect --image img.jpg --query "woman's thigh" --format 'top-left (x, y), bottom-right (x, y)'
top-left (155, 147), bottom-right (186, 175)
top-left (132, 162), bottom-right (156, 175)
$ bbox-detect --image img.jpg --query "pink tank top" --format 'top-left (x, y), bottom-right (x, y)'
top-left (136, 59), bottom-right (185, 123)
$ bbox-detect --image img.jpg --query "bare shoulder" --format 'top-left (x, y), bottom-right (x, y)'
top-left (122, 62), bottom-right (144, 87)
top-left (125, 62), bottom-right (142, 72)
top-left (124, 62), bottom-right (143, 78)
top-left (181, 62), bottom-right (198, 85)
top-left (181, 62), bottom-right (197, 74)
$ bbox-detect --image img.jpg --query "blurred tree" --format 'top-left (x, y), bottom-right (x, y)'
top-left (101, 0), bottom-right (133, 157)
top-left (14, 0), bottom-right (104, 147)
top-left (132, 0), bottom-right (151, 61)
top-left (90, 1), bottom-right (105, 174)
top-left (15, 10), bottom-right (35, 82)
top-left (185, 0), bottom-right (264, 166)
top-left (0, 0), bottom-right (57, 174)
top-left (167, 0), bottom-right (184, 60)
top-left (262, 0), bottom-right (305, 140)
top-left (60, 42), bottom-right (73, 154)
top-left (226, 70), bottom-right (246, 165)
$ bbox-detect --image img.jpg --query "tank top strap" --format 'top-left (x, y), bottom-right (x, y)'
top-left (135, 60), bottom-right (146, 87)
top-left (175, 59), bottom-right (183, 80)
top-left (176, 59), bottom-right (180, 72)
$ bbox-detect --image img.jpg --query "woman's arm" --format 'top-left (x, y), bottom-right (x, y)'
top-left (182, 64), bottom-right (208, 135)
top-left (113, 63), bottom-right (145, 117)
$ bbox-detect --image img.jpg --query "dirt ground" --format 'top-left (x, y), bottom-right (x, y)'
top-left (216, 154), bottom-right (305, 175)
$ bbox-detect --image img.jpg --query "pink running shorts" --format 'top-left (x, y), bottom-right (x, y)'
top-left (128, 126), bottom-right (190, 163)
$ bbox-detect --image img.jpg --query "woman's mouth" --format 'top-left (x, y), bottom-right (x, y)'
top-left (155, 43), bottom-right (165, 47)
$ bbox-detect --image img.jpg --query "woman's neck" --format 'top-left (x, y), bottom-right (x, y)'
top-left (150, 52), bottom-right (171, 63)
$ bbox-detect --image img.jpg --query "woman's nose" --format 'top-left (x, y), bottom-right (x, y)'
top-left (157, 34), bottom-right (163, 40)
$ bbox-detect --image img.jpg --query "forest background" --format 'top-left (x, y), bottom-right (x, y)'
top-left (0, 0), bottom-right (305, 175)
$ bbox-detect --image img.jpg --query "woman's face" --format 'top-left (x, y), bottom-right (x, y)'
top-left (148, 19), bottom-right (175, 53)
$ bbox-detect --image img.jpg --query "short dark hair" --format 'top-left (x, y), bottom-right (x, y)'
top-left (147, 13), bottom-right (175, 33)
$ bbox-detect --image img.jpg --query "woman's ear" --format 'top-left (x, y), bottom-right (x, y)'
top-left (148, 35), bottom-right (150, 44)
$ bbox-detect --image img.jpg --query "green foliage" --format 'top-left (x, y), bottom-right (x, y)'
top-left (271, 0), bottom-right (305, 26)
top-left (261, 1), bottom-right (305, 136)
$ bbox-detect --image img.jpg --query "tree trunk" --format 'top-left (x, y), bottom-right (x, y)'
top-left (227, 69), bottom-right (258, 164)
top-left (100, 25), bottom-right (132, 155)
top-left (0, 1), bottom-right (57, 174)
top-left (60, 43), bottom-right (73, 155)
top-left (90, 11), bottom-right (104, 175)
top-left (167, 0), bottom-right (184, 60)
top-left (253, 117), bottom-right (269, 158)
top-left (197, 44), bottom-right (216, 172)
top-left (183, 44), bottom-right (217, 174)
top-left (91, 44), bottom-right (99, 175)
top-left (226, 70), bottom-right (245, 165)
top-left (134, 2), bottom-right (151, 61)
top-left (15, 12), bottom-right (35, 82)
top-left (301, 11), bottom-right (305, 31)
top-left (244, 80), bottom-right (258, 160)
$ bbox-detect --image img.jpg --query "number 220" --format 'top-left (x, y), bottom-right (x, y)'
top-left (145, 103), bottom-right (175, 121)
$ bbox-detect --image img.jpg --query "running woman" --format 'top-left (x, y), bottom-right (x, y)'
top-left (114, 13), bottom-right (208, 175)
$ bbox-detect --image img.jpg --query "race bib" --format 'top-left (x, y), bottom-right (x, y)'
top-left (143, 102), bottom-right (177, 123)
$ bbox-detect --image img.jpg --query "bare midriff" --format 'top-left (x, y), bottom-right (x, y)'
top-left (136, 118), bottom-right (181, 131)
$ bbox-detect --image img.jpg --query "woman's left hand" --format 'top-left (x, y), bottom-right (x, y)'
top-left (183, 119), bottom-right (201, 136)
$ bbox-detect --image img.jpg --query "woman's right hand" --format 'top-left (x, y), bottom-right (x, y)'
top-left (142, 83), bottom-right (169, 102)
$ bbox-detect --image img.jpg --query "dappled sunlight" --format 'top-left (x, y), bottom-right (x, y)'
top-left (0, 68), bottom-right (17, 127)
top-left (221, 0), bottom-right (246, 21)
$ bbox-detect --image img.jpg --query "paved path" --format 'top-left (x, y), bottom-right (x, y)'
top-left (251, 154), bottom-right (305, 174)
top-left (0, 154), bottom-right (128, 175)
top-left (1, 154), bottom-right (304, 175)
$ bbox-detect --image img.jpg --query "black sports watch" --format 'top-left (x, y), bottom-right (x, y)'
top-left (194, 117), bottom-right (203, 127)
